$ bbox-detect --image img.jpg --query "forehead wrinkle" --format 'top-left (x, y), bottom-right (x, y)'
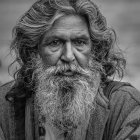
top-left (43, 15), bottom-right (90, 40)
top-left (43, 32), bottom-right (90, 43)
top-left (46, 29), bottom-right (89, 38)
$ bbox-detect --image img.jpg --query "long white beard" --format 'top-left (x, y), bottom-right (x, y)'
top-left (33, 57), bottom-right (101, 139)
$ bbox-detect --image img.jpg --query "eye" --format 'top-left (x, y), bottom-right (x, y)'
top-left (72, 39), bottom-right (89, 51)
top-left (45, 39), bottom-right (64, 52)
top-left (40, 39), bottom-right (63, 52)
top-left (73, 40), bottom-right (86, 46)
top-left (49, 40), bottom-right (62, 47)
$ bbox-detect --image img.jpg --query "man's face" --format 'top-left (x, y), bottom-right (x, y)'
top-left (39, 15), bottom-right (91, 73)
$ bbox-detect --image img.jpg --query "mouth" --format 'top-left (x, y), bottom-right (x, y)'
top-left (55, 70), bottom-right (79, 77)
top-left (63, 70), bottom-right (74, 76)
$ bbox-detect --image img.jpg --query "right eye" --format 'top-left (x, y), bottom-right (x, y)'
top-left (49, 40), bottom-right (62, 47)
top-left (46, 40), bottom-right (63, 51)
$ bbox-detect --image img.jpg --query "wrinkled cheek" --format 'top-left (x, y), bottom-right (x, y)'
top-left (79, 58), bottom-right (90, 68)
top-left (39, 48), bottom-right (62, 66)
top-left (41, 55), bottom-right (60, 66)
top-left (74, 49), bottom-right (91, 68)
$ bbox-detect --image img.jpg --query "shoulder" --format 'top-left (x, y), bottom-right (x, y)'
top-left (104, 82), bottom-right (140, 139)
top-left (0, 81), bottom-right (15, 102)
top-left (109, 81), bottom-right (140, 105)
top-left (0, 81), bottom-right (16, 139)
top-left (0, 81), bottom-right (15, 117)
top-left (107, 81), bottom-right (140, 122)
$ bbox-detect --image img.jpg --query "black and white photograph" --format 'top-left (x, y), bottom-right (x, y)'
top-left (0, 0), bottom-right (140, 140)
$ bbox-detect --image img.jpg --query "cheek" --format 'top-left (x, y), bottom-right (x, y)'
top-left (43, 55), bottom-right (60, 66)
top-left (39, 48), bottom-right (62, 66)
top-left (74, 50), bottom-right (90, 67)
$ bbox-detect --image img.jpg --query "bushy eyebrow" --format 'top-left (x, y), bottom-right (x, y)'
top-left (41, 36), bottom-right (64, 45)
top-left (71, 35), bottom-right (90, 41)
top-left (42, 34), bottom-right (90, 43)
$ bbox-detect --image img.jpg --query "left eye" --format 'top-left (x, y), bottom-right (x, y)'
top-left (73, 40), bottom-right (86, 46)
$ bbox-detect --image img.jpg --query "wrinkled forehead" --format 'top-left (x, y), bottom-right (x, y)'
top-left (42, 14), bottom-right (90, 40)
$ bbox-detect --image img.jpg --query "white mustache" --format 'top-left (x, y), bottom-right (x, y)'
top-left (45, 63), bottom-right (92, 77)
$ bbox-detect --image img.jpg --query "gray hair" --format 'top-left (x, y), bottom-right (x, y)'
top-left (8, 0), bottom-right (126, 100)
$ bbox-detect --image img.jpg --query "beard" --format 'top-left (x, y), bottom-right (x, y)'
top-left (33, 56), bottom-right (102, 139)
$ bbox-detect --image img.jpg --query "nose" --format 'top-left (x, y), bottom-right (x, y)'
top-left (61, 42), bottom-right (75, 63)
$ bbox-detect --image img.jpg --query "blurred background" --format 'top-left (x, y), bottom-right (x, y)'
top-left (0, 0), bottom-right (140, 89)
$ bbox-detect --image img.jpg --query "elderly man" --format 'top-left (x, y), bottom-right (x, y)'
top-left (0, 0), bottom-right (140, 140)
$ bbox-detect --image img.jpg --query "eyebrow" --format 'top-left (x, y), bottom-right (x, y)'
top-left (71, 35), bottom-right (90, 41)
top-left (43, 34), bottom-right (90, 42)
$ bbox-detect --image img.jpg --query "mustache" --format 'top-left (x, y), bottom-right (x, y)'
top-left (44, 63), bottom-right (92, 77)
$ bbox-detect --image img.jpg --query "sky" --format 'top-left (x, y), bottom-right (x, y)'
top-left (0, 0), bottom-right (140, 89)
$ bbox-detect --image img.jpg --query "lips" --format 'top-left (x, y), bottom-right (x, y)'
top-left (56, 70), bottom-right (77, 76)
top-left (63, 70), bottom-right (74, 76)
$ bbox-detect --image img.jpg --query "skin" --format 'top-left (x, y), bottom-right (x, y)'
top-left (39, 15), bottom-right (92, 74)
